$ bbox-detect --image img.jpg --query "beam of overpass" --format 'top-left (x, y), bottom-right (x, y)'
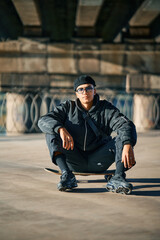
top-left (128, 0), bottom-right (160, 38)
top-left (129, 0), bottom-right (160, 26)
top-left (75, 0), bottom-right (104, 37)
top-left (11, 0), bottom-right (42, 36)
top-left (76, 0), bottom-right (104, 27)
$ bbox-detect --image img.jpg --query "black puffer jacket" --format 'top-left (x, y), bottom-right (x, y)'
top-left (38, 94), bottom-right (137, 151)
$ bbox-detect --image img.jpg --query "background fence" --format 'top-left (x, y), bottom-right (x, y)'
top-left (0, 87), bottom-right (160, 134)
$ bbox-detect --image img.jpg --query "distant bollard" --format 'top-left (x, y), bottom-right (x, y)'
top-left (0, 93), bottom-right (6, 134)
top-left (6, 93), bottom-right (26, 133)
top-left (133, 94), bottom-right (159, 132)
top-left (6, 92), bottom-right (43, 133)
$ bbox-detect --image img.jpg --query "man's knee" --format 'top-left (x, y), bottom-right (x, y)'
top-left (45, 133), bottom-right (57, 143)
top-left (45, 133), bottom-right (54, 146)
top-left (115, 136), bottom-right (123, 150)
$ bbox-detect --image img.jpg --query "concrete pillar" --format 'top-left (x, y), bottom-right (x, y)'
top-left (0, 93), bottom-right (6, 134)
top-left (6, 93), bottom-right (26, 133)
top-left (133, 94), bottom-right (158, 132)
top-left (6, 92), bottom-right (42, 133)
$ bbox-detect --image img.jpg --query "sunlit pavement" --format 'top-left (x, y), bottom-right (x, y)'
top-left (0, 131), bottom-right (160, 240)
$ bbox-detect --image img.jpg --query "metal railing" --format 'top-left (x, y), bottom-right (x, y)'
top-left (0, 88), bottom-right (160, 134)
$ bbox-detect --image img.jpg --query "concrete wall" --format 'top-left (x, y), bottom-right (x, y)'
top-left (0, 39), bottom-right (160, 91)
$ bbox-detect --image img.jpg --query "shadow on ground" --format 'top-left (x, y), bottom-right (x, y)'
top-left (129, 178), bottom-right (160, 197)
top-left (68, 188), bottom-right (107, 193)
top-left (76, 178), bottom-right (160, 196)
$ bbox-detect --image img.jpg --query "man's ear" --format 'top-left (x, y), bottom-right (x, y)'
top-left (94, 88), bottom-right (96, 95)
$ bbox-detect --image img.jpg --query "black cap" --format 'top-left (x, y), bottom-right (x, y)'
top-left (74, 75), bottom-right (96, 91)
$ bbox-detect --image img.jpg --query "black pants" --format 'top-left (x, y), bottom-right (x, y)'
top-left (46, 133), bottom-right (125, 173)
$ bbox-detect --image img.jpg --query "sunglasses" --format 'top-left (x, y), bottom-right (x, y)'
top-left (76, 86), bottom-right (94, 94)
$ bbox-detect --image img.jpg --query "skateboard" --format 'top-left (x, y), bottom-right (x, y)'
top-left (44, 168), bottom-right (115, 180)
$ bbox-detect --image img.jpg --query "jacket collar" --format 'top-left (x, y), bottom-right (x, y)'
top-left (75, 94), bottom-right (100, 113)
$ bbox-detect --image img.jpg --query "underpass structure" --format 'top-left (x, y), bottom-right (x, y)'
top-left (0, 0), bottom-right (160, 133)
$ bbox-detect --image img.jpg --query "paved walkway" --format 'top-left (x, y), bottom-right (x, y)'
top-left (0, 131), bottom-right (160, 240)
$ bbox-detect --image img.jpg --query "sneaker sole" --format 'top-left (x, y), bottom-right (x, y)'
top-left (106, 185), bottom-right (132, 195)
top-left (58, 183), bottom-right (78, 192)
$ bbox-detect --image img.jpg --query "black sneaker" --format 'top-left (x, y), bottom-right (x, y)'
top-left (106, 174), bottom-right (133, 195)
top-left (57, 170), bottom-right (78, 191)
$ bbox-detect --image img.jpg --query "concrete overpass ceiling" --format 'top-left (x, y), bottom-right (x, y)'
top-left (11, 0), bottom-right (41, 26)
top-left (95, 0), bottom-right (145, 42)
top-left (128, 0), bottom-right (160, 39)
top-left (0, 0), bottom-right (160, 42)
top-left (76, 0), bottom-right (104, 27)
top-left (130, 0), bottom-right (160, 26)
top-left (11, 0), bottom-right (42, 36)
top-left (75, 0), bottom-right (104, 37)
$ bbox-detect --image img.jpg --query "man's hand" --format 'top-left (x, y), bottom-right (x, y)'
top-left (58, 127), bottom-right (74, 150)
top-left (122, 144), bottom-right (135, 169)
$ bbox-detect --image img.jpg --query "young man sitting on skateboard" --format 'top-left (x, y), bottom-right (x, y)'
top-left (38, 75), bottom-right (137, 194)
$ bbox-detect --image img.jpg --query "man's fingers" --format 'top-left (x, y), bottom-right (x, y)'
top-left (122, 144), bottom-right (136, 169)
top-left (131, 157), bottom-right (136, 166)
top-left (63, 136), bottom-right (69, 149)
top-left (59, 128), bottom-right (74, 150)
top-left (129, 152), bottom-right (135, 167)
top-left (70, 141), bottom-right (74, 150)
top-left (63, 138), bottom-right (67, 149)
top-left (63, 136), bottom-right (74, 150)
top-left (122, 156), bottom-right (128, 168)
top-left (123, 156), bottom-right (135, 169)
top-left (128, 156), bottom-right (135, 168)
top-left (65, 136), bottom-right (70, 150)
top-left (128, 157), bottom-right (132, 168)
top-left (123, 155), bottom-right (133, 168)
top-left (131, 157), bottom-right (135, 165)
top-left (65, 139), bottom-right (69, 150)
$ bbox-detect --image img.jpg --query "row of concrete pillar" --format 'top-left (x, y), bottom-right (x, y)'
top-left (0, 92), bottom-right (159, 134)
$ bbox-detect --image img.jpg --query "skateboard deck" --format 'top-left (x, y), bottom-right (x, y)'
top-left (44, 168), bottom-right (115, 176)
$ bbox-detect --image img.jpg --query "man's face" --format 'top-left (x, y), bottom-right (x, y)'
top-left (75, 84), bottom-right (96, 104)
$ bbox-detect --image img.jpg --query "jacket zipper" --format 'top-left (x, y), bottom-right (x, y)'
top-left (84, 120), bottom-right (87, 151)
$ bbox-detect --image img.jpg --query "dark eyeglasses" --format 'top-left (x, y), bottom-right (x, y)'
top-left (76, 86), bottom-right (94, 94)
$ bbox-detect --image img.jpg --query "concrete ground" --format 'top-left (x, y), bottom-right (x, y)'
top-left (0, 131), bottom-right (160, 240)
